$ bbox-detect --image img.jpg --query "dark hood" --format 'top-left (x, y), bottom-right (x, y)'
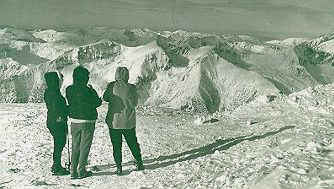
top-left (115, 67), bottom-right (129, 82)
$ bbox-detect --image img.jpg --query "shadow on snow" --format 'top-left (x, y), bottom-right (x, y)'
top-left (93, 126), bottom-right (294, 176)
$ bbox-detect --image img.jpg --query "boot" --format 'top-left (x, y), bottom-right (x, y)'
top-left (51, 165), bottom-right (58, 174)
top-left (136, 161), bottom-right (145, 171)
top-left (51, 164), bottom-right (62, 174)
top-left (116, 164), bottom-right (122, 176)
top-left (78, 170), bottom-right (93, 179)
top-left (71, 166), bottom-right (78, 179)
top-left (71, 171), bottom-right (78, 180)
top-left (53, 166), bottom-right (70, 176)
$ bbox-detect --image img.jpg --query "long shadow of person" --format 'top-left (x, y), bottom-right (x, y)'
top-left (94, 126), bottom-right (294, 175)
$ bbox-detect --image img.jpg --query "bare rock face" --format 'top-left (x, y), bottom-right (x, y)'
top-left (0, 27), bottom-right (333, 113)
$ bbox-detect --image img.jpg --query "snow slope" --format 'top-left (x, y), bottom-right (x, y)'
top-left (0, 83), bottom-right (334, 188)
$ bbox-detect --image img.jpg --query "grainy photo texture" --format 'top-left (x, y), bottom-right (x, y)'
top-left (0, 0), bottom-right (334, 188)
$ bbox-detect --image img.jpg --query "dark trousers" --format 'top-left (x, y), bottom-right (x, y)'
top-left (70, 122), bottom-right (95, 174)
top-left (109, 128), bottom-right (143, 166)
top-left (48, 125), bottom-right (67, 169)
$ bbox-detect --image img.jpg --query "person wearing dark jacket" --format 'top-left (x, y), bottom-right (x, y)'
top-left (66, 66), bottom-right (102, 179)
top-left (103, 66), bottom-right (144, 175)
top-left (44, 72), bottom-right (70, 176)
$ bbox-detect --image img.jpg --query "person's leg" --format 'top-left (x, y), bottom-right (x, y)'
top-left (54, 129), bottom-right (66, 168)
top-left (109, 128), bottom-right (122, 174)
top-left (123, 128), bottom-right (144, 170)
top-left (52, 127), bottom-right (69, 175)
top-left (48, 127), bottom-right (59, 172)
top-left (77, 122), bottom-right (95, 177)
top-left (70, 123), bottom-right (82, 178)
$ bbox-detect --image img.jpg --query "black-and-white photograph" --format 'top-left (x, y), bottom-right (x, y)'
top-left (1, 0), bottom-right (334, 188)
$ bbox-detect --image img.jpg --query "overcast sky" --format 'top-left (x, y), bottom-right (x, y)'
top-left (1, 0), bottom-right (334, 39)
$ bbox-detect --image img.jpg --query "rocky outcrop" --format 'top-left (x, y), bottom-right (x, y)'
top-left (294, 33), bottom-right (334, 84)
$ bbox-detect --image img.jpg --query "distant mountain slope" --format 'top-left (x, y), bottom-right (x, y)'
top-left (0, 27), bottom-right (333, 113)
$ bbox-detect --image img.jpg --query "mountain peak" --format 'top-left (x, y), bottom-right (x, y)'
top-left (0, 26), bottom-right (333, 110)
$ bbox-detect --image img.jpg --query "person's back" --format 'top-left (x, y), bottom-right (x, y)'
top-left (103, 66), bottom-right (143, 175)
top-left (66, 84), bottom-right (101, 120)
top-left (44, 87), bottom-right (68, 127)
top-left (112, 80), bottom-right (138, 129)
top-left (104, 67), bottom-right (138, 129)
top-left (65, 66), bottom-right (102, 179)
top-left (66, 67), bottom-right (102, 121)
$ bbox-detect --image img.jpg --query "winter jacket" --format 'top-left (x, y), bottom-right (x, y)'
top-left (103, 67), bottom-right (138, 129)
top-left (44, 88), bottom-right (68, 129)
top-left (66, 85), bottom-right (102, 120)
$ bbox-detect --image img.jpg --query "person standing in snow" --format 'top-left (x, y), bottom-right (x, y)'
top-left (103, 66), bottom-right (144, 175)
top-left (44, 72), bottom-right (70, 176)
top-left (66, 66), bottom-right (102, 179)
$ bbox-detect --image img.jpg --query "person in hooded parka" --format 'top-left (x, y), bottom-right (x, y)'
top-left (66, 66), bottom-right (102, 179)
top-left (44, 72), bottom-right (70, 176)
top-left (103, 66), bottom-right (144, 175)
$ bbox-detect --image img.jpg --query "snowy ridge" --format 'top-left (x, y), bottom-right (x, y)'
top-left (0, 27), bottom-right (333, 113)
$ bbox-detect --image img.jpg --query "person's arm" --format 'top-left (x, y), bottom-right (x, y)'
top-left (103, 82), bottom-right (114, 102)
top-left (129, 84), bottom-right (138, 107)
top-left (44, 91), bottom-right (57, 112)
top-left (65, 86), bottom-right (73, 106)
top-left (45, 90), bottom-right (64, 122)
top-left (88, 85), bottom-right (102, 108)
top-left (57, 95), bottom-right (69, 121)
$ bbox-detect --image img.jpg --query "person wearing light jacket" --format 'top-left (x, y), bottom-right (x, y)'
top-left (103, 66), bottom-right (144, 175)
top-left (66, 66), bottom-right (102, 179)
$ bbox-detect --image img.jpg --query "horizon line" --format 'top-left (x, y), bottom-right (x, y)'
top-left (0, 24), bottom-right (330, 41)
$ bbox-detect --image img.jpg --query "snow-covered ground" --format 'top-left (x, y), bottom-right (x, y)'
top-left (0, 84), bottom-right (334, 189)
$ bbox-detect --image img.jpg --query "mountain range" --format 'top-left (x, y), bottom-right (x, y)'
top-left (1, 26), bottom-right (334, 113)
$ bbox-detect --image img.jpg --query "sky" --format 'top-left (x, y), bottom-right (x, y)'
top-left (1, 0), bottom-right (334, 39)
